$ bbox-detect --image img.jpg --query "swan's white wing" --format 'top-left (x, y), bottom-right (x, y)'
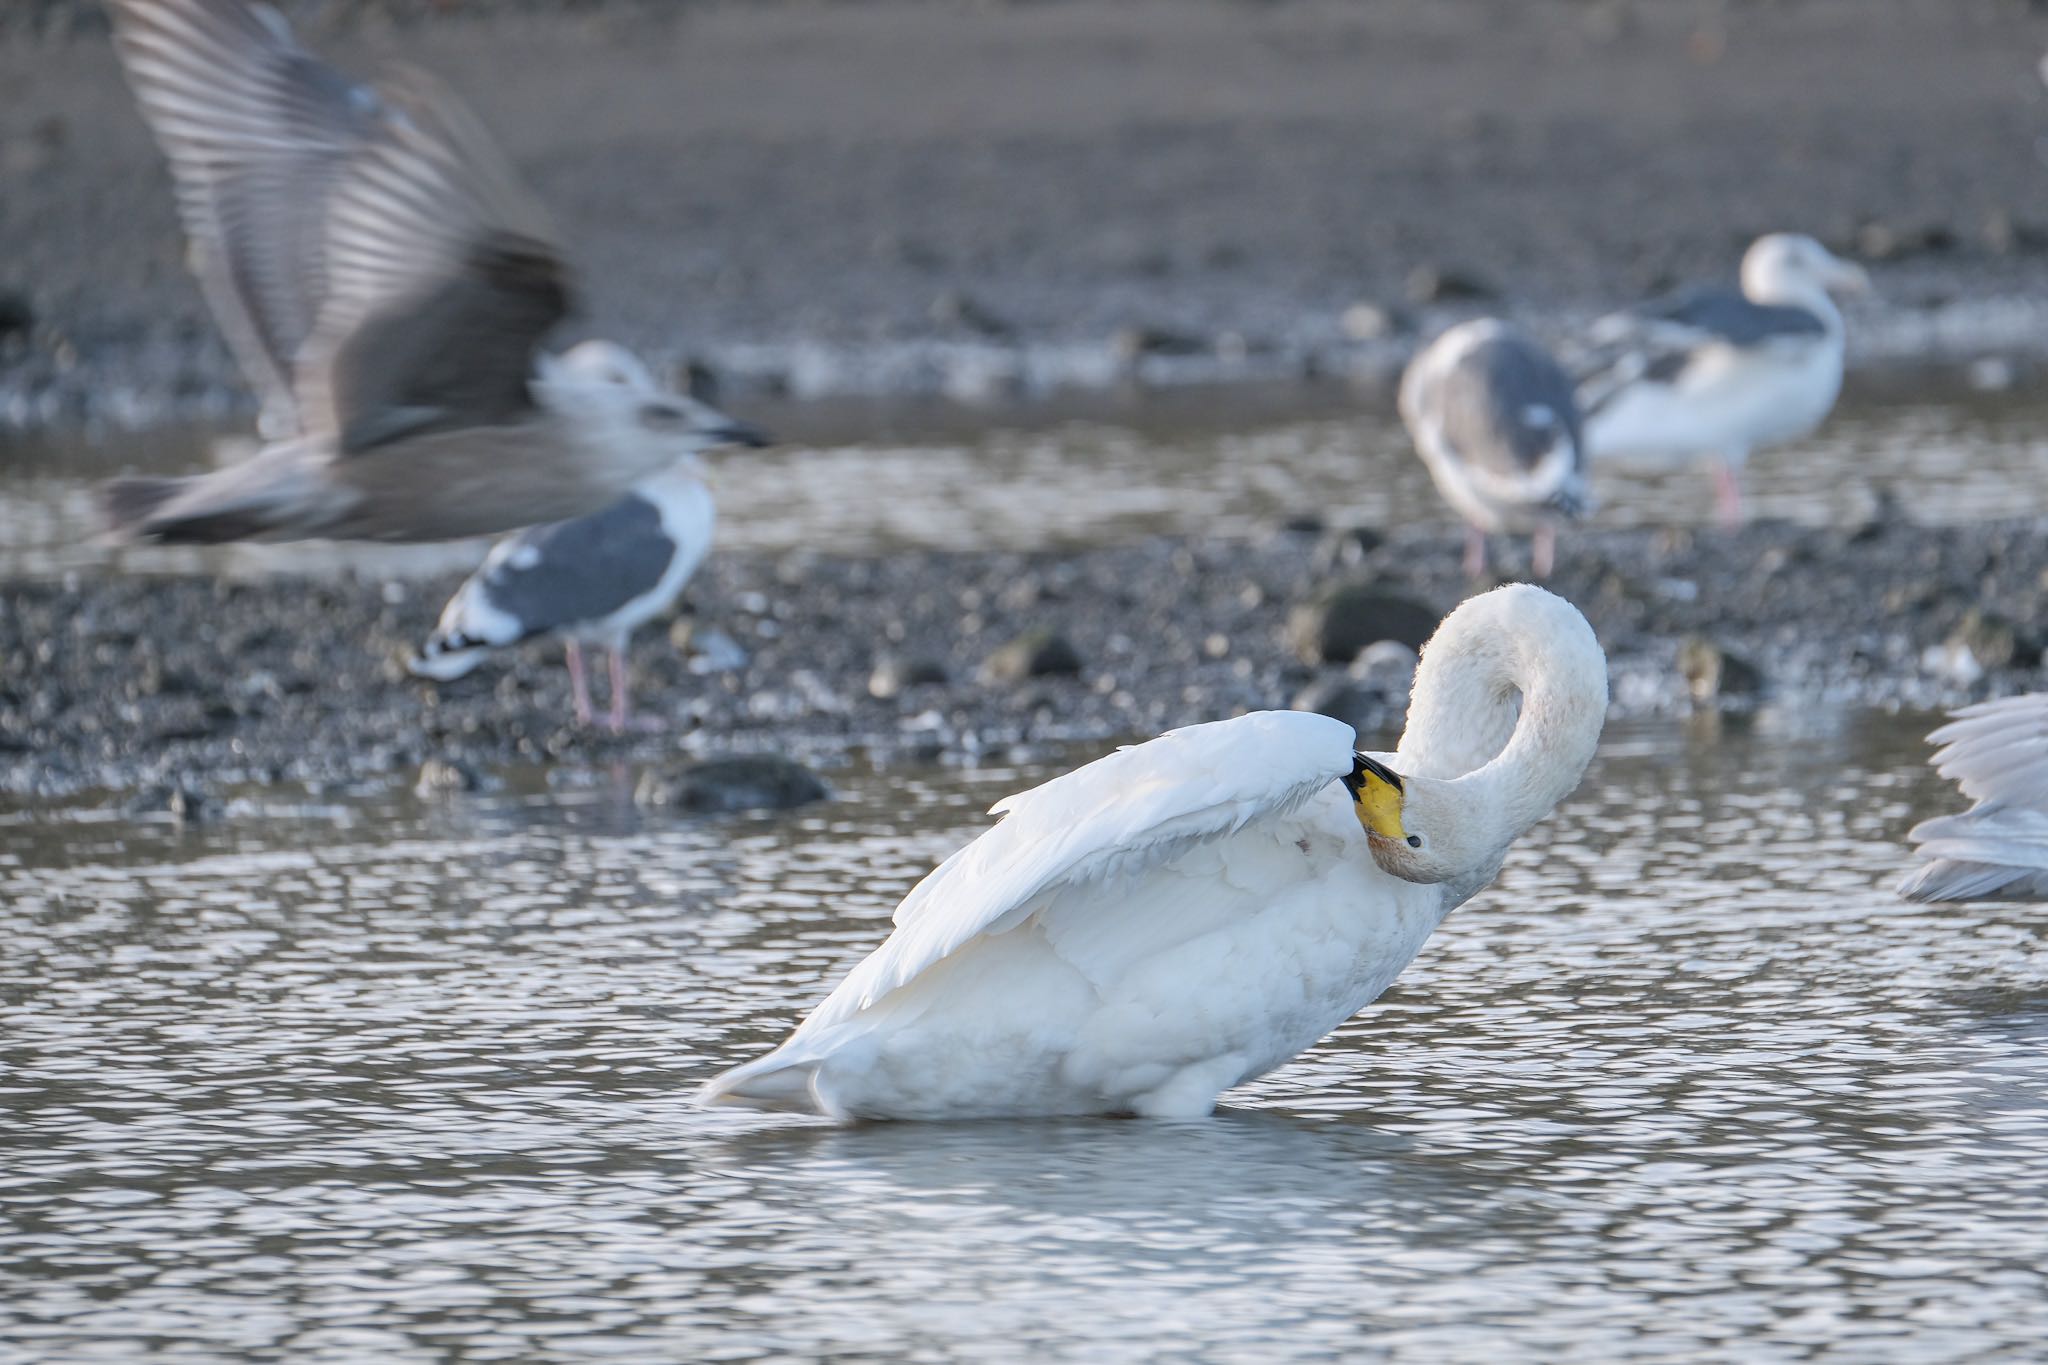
top-left (800, 710), bottom-right (1358, 1034)
top-left (1922, 694), bottom-right (2048, 809)
top-left (1900, 694), bottom-right (2048, 901)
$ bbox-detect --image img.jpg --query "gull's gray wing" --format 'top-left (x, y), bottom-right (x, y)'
top-left (1432, 328), bottom-right (1585, 485)
top-left (1577, 285), bottom-right (1828, 415)
top-left (470, 494), bottom-right (679, 640)
top-left (111, 0), bottom-right (383, 434)
top-left (110, 0), bottom-right (572, 451)
top-left (307, 68), bottom-right (570, 453)
top-left (1898, 694), bottom-right (2048, 902)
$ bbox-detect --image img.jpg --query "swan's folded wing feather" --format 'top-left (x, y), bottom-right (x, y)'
top-left (797, 710), bottom-right (1357, 1034)
top-left (1899, 694), bottom-right (2048, 900)
top-left (1898, 808), bottom-right (2048, 901)
top-left (1925, 694), bottom-right (2048, 809)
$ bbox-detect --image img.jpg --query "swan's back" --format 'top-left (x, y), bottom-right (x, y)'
top-left (1899, 694), bottom-right (2048, 901)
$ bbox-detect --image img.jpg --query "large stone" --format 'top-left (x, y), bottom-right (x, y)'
top-left (980, 630), bottom-right (1083, 683)
top-left (869, 655), bottom-right (950, 700)
top-left (635, 755), bottom-right (830, 815)
top-left (1286, 583), bottom-right (1438, 666)
top-left (0, 289), bottom-right (33, 342)
top-left (1405, 263), bottom-right (1496, 304)
top-left (415, 757), bottom-right (482, 797)
top-left (1943, 608), bottom-right (2040, 674)
top-left (124, 782), bottom-right (212, 824)
top-left (1677, 636), bottom-right (1763, 702)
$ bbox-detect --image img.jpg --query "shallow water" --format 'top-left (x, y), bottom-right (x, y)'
top-left (6, 713), bottom-right (2047, 1361)
top-left (3, 379), bottom-right (2046, 578)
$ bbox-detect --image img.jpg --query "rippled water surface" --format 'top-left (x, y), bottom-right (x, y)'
top-left (3, 379), bottom-right (2047, 577)
top-left (6, 715), bottom-right (2047, 1361)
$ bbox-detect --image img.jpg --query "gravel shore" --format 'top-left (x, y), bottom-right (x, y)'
top-left (7, 510), bottom-right (2037, 804)
top-left (3, 0), bottom-right (2047, 422)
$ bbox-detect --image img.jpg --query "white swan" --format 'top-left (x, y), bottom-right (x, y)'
top-left (703, 584), bottom-right (1608, 1121)
top-left (1898, 694), bottom-right (2048, 901)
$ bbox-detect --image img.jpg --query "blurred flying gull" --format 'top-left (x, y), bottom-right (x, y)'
top-left (1399, 318), bottom-right (1590, 580)
top-left (407, 373), bottom-right (760, 733)
top-left (1574, 233), bottom-right (1869, 529)
top-left (100, 0), bottom-right (753, 544)
top-left (1898, 694), bottom-right (2048, 902)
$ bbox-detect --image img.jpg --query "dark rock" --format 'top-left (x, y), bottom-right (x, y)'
top-left (1677, 636), bottom-right (1764, 702)
top-left (1845, 487), bottom-right (1902, 545)
top-left (1311, 526), bottom-right (1386, 574)
top-left (682, 359), bottom-right (723, 407)
top-left (124, 782), bottom-right (212, 824)
top-left (1944, 608), bottom-right (2040, 673)
top-left (1983, 207), bottom-right (2017, 256)
top-left (1110, 325), bottom-right (1208, 363)
top-left (980, 630), bottom-right (1084, 683)
top-left (1405, 264), bottom-right (1495, 304)
top-left (415, 757), bottom-right (481, 796)
top-left (635, 755), bottom-right (830, 815)
top-left (1339, 302), bottom-right (1402, 341)
top-left (0, 290), bottom-right (33, 342)
top-left (1286, 583), bottom-right (1438, 666)
top-left (869, 655), bottom-right (950, 700)
top-left (1349, 639), bottom-right (1419, 692)
top-left (929, 289), bottom-right (1014, 338)
top-left (1291, 676), bottom-right (1386, 733)
top-left (1854, 220), bottom-right (1955, 262)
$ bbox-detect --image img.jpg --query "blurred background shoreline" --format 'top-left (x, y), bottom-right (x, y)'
top-left (4, 0), bottom-right (2048, 425)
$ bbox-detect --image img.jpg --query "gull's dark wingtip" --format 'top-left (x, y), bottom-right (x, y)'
top-left (97, 476), bottom-right (185, 542)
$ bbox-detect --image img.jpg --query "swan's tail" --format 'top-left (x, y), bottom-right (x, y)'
top-left (697, 1051), bottom-right (831, 1115)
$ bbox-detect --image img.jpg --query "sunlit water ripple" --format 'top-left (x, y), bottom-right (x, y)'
top-left (4, 716), bottom-right (2048, 1361)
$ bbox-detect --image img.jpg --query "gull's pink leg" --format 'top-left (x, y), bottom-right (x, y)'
top-left (1463, 525), bottom-right (1488, 580)
top-left (565, 641), bottom-right (594, 726)
top-left (1714, 458), bottom-right (1745, 530)
top-left (607, 647), bottom-right (630, 735)
top-left (1531, 523), bottom-right (1556, 579)
top-left (605, 647), bottom-right (668, 733)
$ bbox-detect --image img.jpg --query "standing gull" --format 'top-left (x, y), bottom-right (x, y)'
top-left (1575, 233), bottom-right (1870, 528)
top-left (1399, 318), bottom-right (1590, 580)
top-left (100, 0), bottom-right (746, 544)
top-left (408, 346), bottom-right (764, 733)
top-left (1898, 694), bottom-right (2048, 902)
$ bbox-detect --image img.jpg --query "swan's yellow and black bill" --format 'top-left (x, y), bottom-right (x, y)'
top-left (1342, 753), bottom-right (1407, 842)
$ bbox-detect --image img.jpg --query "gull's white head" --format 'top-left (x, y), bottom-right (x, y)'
top-left (1742, 234), bottom-right (1871, 307)
top-left (535, 339), bottom-right (770, 459)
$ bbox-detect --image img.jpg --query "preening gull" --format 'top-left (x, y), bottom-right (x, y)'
top-left (1898, 694), bottom-right (2048, 902)
top-left (1575, 233), bottom-right (1869, 528)
top-left (100, 0), bottom-right (737, 544)
top-left (1398, 319), bottom-right (1590, 579)
top-left (408, 377), bottom-right (763, 733)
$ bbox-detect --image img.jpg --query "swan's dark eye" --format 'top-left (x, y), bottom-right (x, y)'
top-left (1406, 835), bottom-right (1422, 848)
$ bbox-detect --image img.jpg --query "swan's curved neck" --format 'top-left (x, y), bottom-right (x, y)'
top-left (1395, 586), bottom-right (1608, 846)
